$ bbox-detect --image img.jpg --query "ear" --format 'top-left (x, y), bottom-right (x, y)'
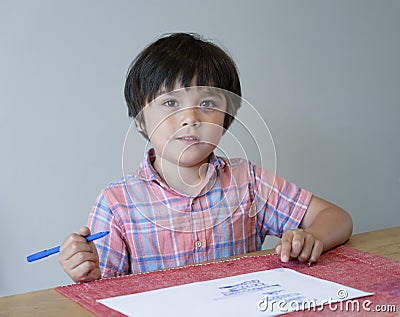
top-left (135, 118), bottom-right (150, 140)
top-left (135, 118), bottom-right (145, 133)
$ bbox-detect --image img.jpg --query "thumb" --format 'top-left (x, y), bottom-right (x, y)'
top-left (275, 242), bottom-right (282, 255)
top-left (78, 226), bottom-right (91, 237)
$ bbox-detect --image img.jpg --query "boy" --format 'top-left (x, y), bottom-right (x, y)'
top-left (59, 33), bottom-right (352, 283)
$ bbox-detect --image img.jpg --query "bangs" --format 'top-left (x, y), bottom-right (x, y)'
top-left (141, 35), bottom-right (240, 104)
top-left (148, 65), bottom-right (219, 103)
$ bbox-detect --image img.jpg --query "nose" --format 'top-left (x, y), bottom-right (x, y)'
top-left (180, 107), bottom-right (200, 127)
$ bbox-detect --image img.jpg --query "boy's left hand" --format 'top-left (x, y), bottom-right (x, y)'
top-left (275, 229), bottom-right (323, 264)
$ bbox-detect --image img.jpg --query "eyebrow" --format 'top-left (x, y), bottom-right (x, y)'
top-left (155, 87), bottom-right (225, 100)
top-left (198, 89), bottom-right (225, 100)
top-left (153, 89), bottom-right (180, 100)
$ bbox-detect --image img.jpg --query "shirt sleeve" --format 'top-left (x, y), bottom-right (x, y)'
top-left (250, 162), bottom-right (313, 240)
top-left (87, 189), bottom-right (130, 278)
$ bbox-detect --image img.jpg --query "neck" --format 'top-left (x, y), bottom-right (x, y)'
top-left (153, 156), bottom-right (210, 196)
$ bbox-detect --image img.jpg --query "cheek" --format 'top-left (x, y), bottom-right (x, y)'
top-left (143, 109), bottom-right (166, 134)
top-left (210, 108), bottom-right (227, 124)
top-left (201, 116), bottom-right (226, 145)
top-left (146, 116), bottom-right (175, 141)
top-left (208, 112), bottom-right (226, 130)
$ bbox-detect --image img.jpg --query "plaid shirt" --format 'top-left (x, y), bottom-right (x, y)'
top-left (89, 149), bottom-right (312, 278)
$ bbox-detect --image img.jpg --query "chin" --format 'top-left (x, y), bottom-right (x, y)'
top-left (177, 155), bottom-right (209, 167)
top-left (176, 147), bottom-right (213, 167)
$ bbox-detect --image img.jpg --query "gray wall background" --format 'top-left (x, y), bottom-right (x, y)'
top-left (1, 0), bottom-right (399, 296)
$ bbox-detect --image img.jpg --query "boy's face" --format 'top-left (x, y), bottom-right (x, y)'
top-left (138, 85), bottom-right (227, 168)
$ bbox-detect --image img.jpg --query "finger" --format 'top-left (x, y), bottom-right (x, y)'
top-left (64, 249), bottom-right (98, 272)
top-left (69, 259), bottom-right (100, 283)
top-left (88, 241), bottom-right (100, 266)
top-left (298, 234), bottom-right (314, 262)
top-left (309, 240), bottom-right (324, 264)
top-left (84, 267), bottom-right (101, 282)
top-left (280, 231), bottom-right (294, 262)
top-left (60, 232), bottom-right (88, 251)
top-left (59, 235), bottom-right (93, 261)
top-left (77, 227), bottom-right (99, 263)
top-left (290, 231), bottom-right (305, 258)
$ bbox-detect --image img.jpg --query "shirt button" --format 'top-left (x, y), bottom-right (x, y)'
top-left (195, 240), bottom-right (202, 248)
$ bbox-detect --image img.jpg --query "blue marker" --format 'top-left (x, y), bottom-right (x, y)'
top-left (27, 231), bottom-right (109, 262)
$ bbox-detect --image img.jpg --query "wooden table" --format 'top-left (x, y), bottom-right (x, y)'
top-left (1, 226), bottom-right (399, 317)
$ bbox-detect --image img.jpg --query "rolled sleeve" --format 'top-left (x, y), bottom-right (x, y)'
top-left (252, 164), bottom-right (312, 239)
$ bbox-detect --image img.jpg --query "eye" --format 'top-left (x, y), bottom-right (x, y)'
top-left (199, 100), bottom-right (217, 109)
top-left (163, 100), bottom-right (179, 108)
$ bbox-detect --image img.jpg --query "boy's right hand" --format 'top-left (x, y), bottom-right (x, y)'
top-left (58, 226), bottom-right (101, 283)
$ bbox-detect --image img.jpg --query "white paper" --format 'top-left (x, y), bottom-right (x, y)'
top-left (97, 268), bottom-right (373, 316)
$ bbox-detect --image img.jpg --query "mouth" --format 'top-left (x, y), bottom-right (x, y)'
top-left (176, 135), bottom-right (200, 143)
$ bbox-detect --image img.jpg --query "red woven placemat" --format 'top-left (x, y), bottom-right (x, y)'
top-left (55, 246), bottom-right (400, 316)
